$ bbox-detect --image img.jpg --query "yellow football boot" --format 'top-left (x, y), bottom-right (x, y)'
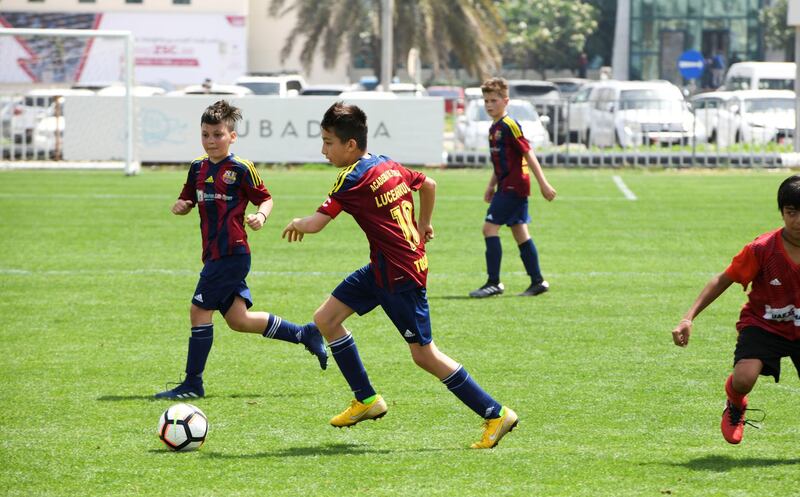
top-left (471, 406), bottom-right (518, 449)
top-left (329, 395), bottom-right (388, 427)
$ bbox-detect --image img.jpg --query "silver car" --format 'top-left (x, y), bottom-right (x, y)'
top-left (456, 99), bottom-right (551, 151)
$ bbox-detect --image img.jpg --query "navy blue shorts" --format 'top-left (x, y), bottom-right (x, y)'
top-left (485, 190), bottom-right (530, 226)
top-left (332, 264), bottom-right (433, 345)
top-left (192, 254), bottom-right (253, 315)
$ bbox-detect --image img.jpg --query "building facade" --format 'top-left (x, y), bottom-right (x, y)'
top-left (614, 0), bottom-right (771, 84)
top-left (0, 0), bottom-right (349, 86)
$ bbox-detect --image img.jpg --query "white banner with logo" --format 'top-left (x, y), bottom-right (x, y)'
top-left (63, 96), bottom-right (444, 165)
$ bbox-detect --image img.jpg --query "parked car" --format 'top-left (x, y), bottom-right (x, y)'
top-left (32, 103), bottom-right (62, 159)
top-left (168, 84), bottom-right (253, 96)
top-left (4, 88), bottom-right (93, 145)
top-left (464, 86), bottom-right (483, 103)
top-left (711, 89), bottom-right (795, 147)
top-left (234, 74), bottom-right (305, 96)
top-left (690, 91), bottom-right (734, 143)
top-left (96, 85), bottom-right (167, 96)
top-left (548, 77), bottom-right (589, 97)
top-left (566, 81), bottom-right (601, 143)
top-left (389, 83), bottom-right (427, 97)
top-left (456, 99), bottom-right (550, 151)
top-left (584, 80), bottom-right (705, 147)
top-left (724, 62), bottom-right (795, 91)
top-left (299, 84), bottom-right (350, 96)
top-left (506, 80), bottom-right (562, 140)
top-left (426, 86), bottom-right (465, 114)
top-left (338, 90), bottom-right (399, 100)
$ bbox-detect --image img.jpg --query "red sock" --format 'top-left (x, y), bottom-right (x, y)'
top-left (725, 374), bottom-right (746, 408)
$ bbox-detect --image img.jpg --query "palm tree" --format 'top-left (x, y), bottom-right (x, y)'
top-left (268, 0), bottom-right (505, 81)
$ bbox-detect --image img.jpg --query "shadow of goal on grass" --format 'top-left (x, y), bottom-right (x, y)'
top-left (673, 454), bottom-right (800, 471)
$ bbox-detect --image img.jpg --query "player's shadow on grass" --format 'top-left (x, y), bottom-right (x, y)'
top-left (673, 454), bottom-right (800, 471)
top-left (201, 442), bottom-right (450, 459)
top-left (97, 393), bottom-right (273, 402)
top-left (430, 295), bottom-right (475, 300)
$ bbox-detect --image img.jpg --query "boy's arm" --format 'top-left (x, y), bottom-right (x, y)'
top-left (417, 176), bottom-right (436, 242)
top-left (671, 272), bottom-right (735, 347)
top-left (523, 150), bottom-right (556, 201)
top-left (282, 212), bottom-right (332, 242)
top-left (245, 198), bottom-right (274, 231)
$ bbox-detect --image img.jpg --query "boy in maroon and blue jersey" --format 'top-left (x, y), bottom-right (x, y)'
top-left (469, 77), bottom-right (557, 298)
top-left (282, 102), bottom-right (518, 448)
top-left (155, 100), bottom-right (327, 400)
top-left (672, 175), bottom-right (800, 444)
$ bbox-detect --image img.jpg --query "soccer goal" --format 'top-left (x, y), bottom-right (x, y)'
top-left (0, 27), bottom-right (139, 174)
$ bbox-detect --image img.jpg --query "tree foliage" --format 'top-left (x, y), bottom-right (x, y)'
top-left (268, 0), bottom-right (505, 81)
top-left (759, 0), bottom-right (795, 60)
top-left (498, 0), bottom-right (599, 77)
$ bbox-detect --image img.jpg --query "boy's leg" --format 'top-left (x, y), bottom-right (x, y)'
top-left (222, 297), bottom-right (327, 369)
top-left (511, 223), bottom-right (549, 297)
top-left (721, 358), bottom-right (762, 444)
top-left (154, 304), bottom-right (214, 399)
top-left (469, 222), bottom-right (504, 298)
top-left (315, 294), bottom-right (384, 427)
top-left (408, 342), bottom-right (517, 449)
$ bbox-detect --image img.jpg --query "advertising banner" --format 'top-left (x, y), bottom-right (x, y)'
top-left (0, 11), bottom-right (246, 85)
top-left (63, 96), bottom-right (444, 165)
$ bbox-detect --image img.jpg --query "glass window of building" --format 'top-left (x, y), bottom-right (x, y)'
top-left (629, 0), bottom-right (765, 85)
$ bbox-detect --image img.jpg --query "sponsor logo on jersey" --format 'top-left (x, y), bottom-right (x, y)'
top-left (222, 170), bottom-right (237, 185)
top-left (403, 330), bottom-right (414, 338)
top-left (770, 278), bottom-right (782, 286)
top-left (763, 304), bottom-right (800, 326)
top-left (205, 176), bottom-right (214, 183)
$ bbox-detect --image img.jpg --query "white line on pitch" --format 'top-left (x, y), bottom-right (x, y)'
top-left (612, 175), bottom-right (637, 201)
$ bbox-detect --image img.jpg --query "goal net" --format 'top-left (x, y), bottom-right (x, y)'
top-left (0, 25), bottom-right (138, 174)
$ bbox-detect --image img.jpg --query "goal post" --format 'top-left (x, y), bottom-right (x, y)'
top-left (0, 27), bottom-right (139, 175)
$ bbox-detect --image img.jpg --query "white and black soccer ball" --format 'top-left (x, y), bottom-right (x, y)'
top-left (157, 403), bottom-right (208, 451)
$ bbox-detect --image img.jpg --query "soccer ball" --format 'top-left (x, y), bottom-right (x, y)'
top-left (157, 403), bottom-right (208, 451)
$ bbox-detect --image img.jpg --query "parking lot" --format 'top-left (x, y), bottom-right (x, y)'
top-left (1, 78), bottom-right (797, 168)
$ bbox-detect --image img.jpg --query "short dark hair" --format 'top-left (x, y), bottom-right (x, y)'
top-left (321, 102), bottom-right (367, 150)
top-left (778, 174), bottom-right (800, 211)
top-left (201, 100), bottom-right (242, 132)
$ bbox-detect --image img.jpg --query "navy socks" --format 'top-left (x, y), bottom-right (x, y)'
top-left (329, 333), bottom-right (376, 402)
top-left (485, 236), bottom-right (502, 283)
top-left (442, 365), bottom-right (502, 419)
top-left (518, 238), bottom-right (543, 284)
top-left (262, 314), bottom-right (303, 344)
top-left (185, 324), bottom-right (213, 383)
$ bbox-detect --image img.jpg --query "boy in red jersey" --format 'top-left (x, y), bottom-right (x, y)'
top-left (672, 174), bottom-right (800, 444)
top-left (282, 102), bottom-right (518, 448)
top-left (469, 77), bottom-right (557, 299)
top-left (155, 100), bottom-right (327, 400)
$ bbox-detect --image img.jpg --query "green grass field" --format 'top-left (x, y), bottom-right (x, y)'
top-left (2, 167), bottom-right (799, 496)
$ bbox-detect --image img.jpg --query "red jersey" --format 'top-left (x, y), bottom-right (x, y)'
top-left (724, 228), bottom-right (800, 340)
top-left (316, 154), bottom-right (428, 291)
top-left (179, 153), bottom-right (271, 262)
top-left (489, 114), bottom-right (532, 197)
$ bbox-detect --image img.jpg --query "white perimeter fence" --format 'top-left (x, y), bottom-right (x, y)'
top-left (2, 94), bottom-right (800, 169)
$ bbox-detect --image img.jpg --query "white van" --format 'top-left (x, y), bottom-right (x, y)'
top-left (724, 62), bottom-right (795, 91)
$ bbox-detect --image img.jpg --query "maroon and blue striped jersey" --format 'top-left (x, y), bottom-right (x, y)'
top-left (179, 153), bottom-right (271, 262)
top-left (316, 154), bottom-right (428, 291)
top-left (489, 114), bottom-right (532, 197)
